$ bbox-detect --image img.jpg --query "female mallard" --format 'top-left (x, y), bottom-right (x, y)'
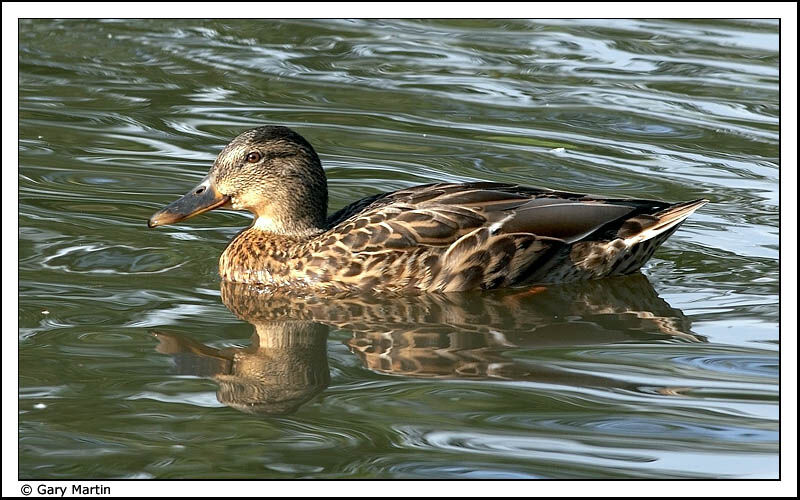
top-left (148, 125), bottom-right (707, 293)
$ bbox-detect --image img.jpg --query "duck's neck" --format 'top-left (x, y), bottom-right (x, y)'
top-left (251, 215), bottom-right (325, 238)
top-left (244, 154), bottom-right (329, 236)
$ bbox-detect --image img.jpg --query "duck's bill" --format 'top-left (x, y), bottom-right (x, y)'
top-left (148, 176), bottom-right (230, 228)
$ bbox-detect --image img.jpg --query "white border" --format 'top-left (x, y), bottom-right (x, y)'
top-left (777, 4), bottom-right (798, 499)
top-left (4, 2), bottom-right (796, 498)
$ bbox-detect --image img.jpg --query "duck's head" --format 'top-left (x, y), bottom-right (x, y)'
top-left (148, 126), bottom-right (328, 236)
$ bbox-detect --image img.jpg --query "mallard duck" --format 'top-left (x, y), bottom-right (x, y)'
top-left (148, 125), bottom-right (707, 293)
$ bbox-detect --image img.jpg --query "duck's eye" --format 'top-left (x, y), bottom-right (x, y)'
top-left (246, 151), bottom-right (262, 163)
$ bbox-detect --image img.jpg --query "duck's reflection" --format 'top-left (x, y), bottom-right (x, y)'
top-left (154, 320), bottom-right (329, 416)
top-left (154, 274), bottom-right (703, 415)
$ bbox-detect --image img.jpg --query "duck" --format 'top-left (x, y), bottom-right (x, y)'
top-left (148, 125), bottom-right (707, 293)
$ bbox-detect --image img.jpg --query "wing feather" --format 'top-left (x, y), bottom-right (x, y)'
top-left (315, 182), bottom-right (697, 292)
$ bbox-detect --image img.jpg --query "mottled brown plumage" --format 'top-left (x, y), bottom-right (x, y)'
top-left (148, 125), bottom-right (707, 293)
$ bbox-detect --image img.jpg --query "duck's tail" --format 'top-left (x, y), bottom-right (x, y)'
top-left (600, 199), bottom-right (707, 278)
top-left (619, 199), bottom-right (708, 245)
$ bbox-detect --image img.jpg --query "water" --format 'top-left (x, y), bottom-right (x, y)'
top-left (17, 19), bottom-right (779, 479)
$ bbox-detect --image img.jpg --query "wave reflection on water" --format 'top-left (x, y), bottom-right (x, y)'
top-left (140, 276), bottom-right (777, 478)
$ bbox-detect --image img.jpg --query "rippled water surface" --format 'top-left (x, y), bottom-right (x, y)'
top-left (18, 19), bottom-right (779, 479)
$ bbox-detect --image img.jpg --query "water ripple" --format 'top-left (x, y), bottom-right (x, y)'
top-left (18, 18), bottom-right (779, 480)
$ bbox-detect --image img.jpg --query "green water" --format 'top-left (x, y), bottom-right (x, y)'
top-left (18, 19), bottom-right (778, 479)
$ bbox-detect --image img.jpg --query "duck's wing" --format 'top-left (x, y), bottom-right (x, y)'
top-left (322, 182), bottom-right (705, 290)
top-left (328, 182), bottom-right (678, 244)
